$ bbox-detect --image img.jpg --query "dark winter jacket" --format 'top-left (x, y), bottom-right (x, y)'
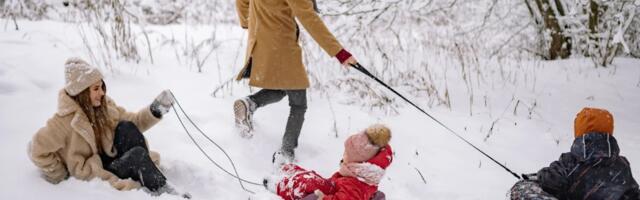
top-left (537, 133), bottom-right (640, 200)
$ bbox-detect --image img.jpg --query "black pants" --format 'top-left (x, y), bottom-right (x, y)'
top-left (249, 89), bottom-right (307, 152)
top-left (101, 121), bottom-right (167, 191)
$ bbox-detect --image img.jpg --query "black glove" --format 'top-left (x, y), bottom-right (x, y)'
top-left (522, 173), bottom-right (538, 181)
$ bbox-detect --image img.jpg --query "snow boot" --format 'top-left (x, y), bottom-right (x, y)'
top-left (107, 146), bottom-right (167, 191)
top-left (233, 97), bottom-right (256, 138)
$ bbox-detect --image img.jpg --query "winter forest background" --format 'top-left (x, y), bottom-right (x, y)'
top-left (1, 0), bottom-right (639, 199)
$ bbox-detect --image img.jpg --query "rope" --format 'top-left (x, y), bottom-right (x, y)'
top-left (351, 63), bottom-right (521, 179)
top-left (167, 91), bottom-right (263, 194)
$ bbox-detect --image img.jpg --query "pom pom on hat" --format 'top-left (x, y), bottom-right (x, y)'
top-left (365, 124), bottom-right (391, 147)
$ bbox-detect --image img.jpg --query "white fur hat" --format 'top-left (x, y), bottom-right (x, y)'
top-left (64, 57), bottom-right (103, 96)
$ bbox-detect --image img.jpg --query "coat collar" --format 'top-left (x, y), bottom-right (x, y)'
top-left (570, 132), bottom-right (620, 160)
top-left (55, 90), bottom-right (98, 152)
top-left (56, 89), bottom-right (80, 117)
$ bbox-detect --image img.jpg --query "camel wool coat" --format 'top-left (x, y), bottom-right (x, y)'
top-left (29, 90), bottom-right (161, 190)
top-left (235, 0), bottom-right (344, 89)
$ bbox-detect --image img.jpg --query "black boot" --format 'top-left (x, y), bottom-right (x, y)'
top-left (108, 146), bottom-right (167, 191)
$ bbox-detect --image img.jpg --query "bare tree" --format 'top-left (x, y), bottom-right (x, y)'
top-left (524, 0), bottom-right (639, 66)
top-left (524, 0), bottom-right (571, 59)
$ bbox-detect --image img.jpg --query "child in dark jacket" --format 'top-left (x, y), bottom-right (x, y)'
top-left (511, 107), bottom-right (640, 200)
top-left (265, 124), bottom-right (393, 200)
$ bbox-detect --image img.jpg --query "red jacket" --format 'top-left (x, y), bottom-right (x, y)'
top-left (276, 164), bottom-right (335, 200)
top-left (276, 146), bottom-right (393, 200)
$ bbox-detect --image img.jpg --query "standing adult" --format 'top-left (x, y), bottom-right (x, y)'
top-left (233, 0), bottom-right (357, 162)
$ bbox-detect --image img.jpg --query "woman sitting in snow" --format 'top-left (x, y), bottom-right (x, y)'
top-left (264, 124), bottom-right (393, 200)
top-left (28, 58), bottom-right (186, 197)
top-left (510, 107), bottom-right (640, 200)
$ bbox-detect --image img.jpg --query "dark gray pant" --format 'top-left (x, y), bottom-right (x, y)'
top-left (249, 89), bottom-right (307, 151)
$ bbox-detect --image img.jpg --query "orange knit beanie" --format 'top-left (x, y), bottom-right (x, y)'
top-left (574, 107), bottom-right (614, 138)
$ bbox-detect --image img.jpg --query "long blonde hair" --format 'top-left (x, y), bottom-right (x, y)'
top-left (71, 80), bottom-right (113, 152)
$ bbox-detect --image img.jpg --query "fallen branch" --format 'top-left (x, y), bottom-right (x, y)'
top-left (484, 119), bottom-right (499, 141)
top-left (326, 95), bottom-right (339, 138)
top-left (414, 167), bottom-right (427, 184)
top-left (210, 77), bottom-right (235, 98)
top-left (11, 14), bottom-right (19, 30)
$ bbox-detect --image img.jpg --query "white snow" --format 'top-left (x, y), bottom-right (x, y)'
top-left (0, 19), bottom-right (639, 200)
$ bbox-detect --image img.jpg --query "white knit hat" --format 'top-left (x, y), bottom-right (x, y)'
top-left (64, 57), bottom-right (103, 96)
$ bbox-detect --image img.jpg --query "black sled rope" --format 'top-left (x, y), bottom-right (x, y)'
top-left (351, 63), bottom-right (521, 180)
top-left (168, 91), bottom-right (262, 194)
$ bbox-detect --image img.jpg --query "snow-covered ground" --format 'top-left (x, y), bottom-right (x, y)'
top-left (0, 20), bottom-right (639, 200)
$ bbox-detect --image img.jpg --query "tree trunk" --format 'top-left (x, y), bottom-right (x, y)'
top-left (588, 1), bottom-right (598, 32)
top-left (533, 0), bottom-right (571, 59)
top-left (589, 0), bottom-right (600, 45)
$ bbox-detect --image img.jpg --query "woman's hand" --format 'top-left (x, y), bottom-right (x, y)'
top-left (336, 49), bottom-right (357, 69)
top-left (314, 189), bottom-right (325, 200)
top-left (341, 56), bottom-right (358, 68)
top-left (150, 90), bottom-right (175, 118)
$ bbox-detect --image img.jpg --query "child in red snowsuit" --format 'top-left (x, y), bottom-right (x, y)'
top-left (266, 124), bottom-right (393, 200)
